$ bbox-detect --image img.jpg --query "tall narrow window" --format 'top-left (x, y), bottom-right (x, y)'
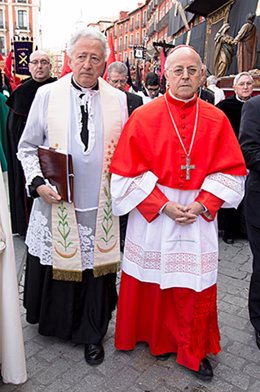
top-left (18, 10), bottom-right (28, 29)
top-left (0, 9), bottom-right (4, 28)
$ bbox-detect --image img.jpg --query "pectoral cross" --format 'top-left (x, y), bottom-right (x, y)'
top-left (181, 156), bottom-right (195, 180)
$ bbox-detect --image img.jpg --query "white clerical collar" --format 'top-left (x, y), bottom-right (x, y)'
top-left (235, 93), bottom-right (251, 103)
top-left (168, 89), bottom-right (195, 103)
top-left (72, 76), bottom-right (98, 93)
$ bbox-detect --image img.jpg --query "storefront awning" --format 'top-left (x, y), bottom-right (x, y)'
top-left (185, 0), bottom-right (233, 17)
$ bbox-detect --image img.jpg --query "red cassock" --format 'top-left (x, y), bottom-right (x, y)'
top-left (110, 91), bottom-right (247, 371)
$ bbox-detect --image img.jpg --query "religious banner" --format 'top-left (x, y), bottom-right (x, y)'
top-left (13, 39), bottom-right (33, 76)
top-left (134, 46), bottom-right (146, 59)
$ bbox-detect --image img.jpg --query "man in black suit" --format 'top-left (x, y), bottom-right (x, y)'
top-left (198, 64), bottom-right (215, 104)
top-left (107, 61), bottom-right (143, 116)
top-left (239, 94), bottom-right (260, 349)
top-left (217, 72), bottom-right (254, 243)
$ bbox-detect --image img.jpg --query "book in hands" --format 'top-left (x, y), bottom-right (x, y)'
top-left (38, 146), bottom-right (74, 203)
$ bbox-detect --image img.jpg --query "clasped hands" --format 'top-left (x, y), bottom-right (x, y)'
top-left (163, 201), bottom-right (204, 225)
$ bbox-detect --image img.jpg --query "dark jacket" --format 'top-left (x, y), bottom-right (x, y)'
top-left (125, 91), bottom-right (143, 116)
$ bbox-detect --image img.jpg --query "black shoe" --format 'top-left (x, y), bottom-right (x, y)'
top-left (194, 358), bottom-right (213, 381)
top-left (255, 330), bottom-right (260, 349)
top-left (156, 353), bottom-right (171, 361)
top-left (223, 236), bottom-right (234, 244)
top-left (84, 344), bottom-right (104, 366)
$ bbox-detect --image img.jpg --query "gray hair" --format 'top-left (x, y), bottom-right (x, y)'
top-left (207, 75), bottom-right (218, 86)
top-left (67, 28), bottom-right (107, 59)
top-left (108, 61), bottom-right (128, 78)
top-left (233, 72), bottom-right (254, 86)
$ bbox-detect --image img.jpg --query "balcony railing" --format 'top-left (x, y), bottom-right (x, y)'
top-left (156, 11), bottom-right (169, 33)
top-left (16, 25), bottom-right (28, 30)
top-left (147, 23), bottom-right (157, 37)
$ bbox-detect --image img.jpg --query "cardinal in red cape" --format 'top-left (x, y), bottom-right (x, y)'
top-left (110, 45), bottom-right (247, 381)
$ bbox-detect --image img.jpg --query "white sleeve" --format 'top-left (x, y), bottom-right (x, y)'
top-left (201, 172), bottom-right (246, 208)
top-left (111, 172), bottom-right (158, 216)
top-left (17, 86), bottom-right (50, 187)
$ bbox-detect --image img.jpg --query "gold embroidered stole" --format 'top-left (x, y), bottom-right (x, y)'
top-left (47, 73), bottom-right (121, 280)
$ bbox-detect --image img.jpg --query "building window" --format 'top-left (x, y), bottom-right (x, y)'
top-left (143, 10), bottom-right (147, 25)
top-left (0, 35), bottom-right (5, 55)
top-left (130, 34), bottom-right (133, 46)
top-left (136, 13), bottom-right (140, 28)
top-left (0, 9), bottom-right (4, 28)
top-left (17, 9), bottom-right (28, 29)
top-left (136, 32), bottom-right (139, 45)
top-left (124, 35), bottom-right (128, 50)
top-left (17, 0), bottom-right (27, 3)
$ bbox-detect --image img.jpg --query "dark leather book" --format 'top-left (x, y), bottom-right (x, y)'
top-left (38, 146), bottom-right (74, 203)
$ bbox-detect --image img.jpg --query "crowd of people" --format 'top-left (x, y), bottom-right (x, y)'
top-left (0, 26), bottom-right (259, 385)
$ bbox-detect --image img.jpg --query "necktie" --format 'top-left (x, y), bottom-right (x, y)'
top-left (79, 94), bottom-right (89, 151)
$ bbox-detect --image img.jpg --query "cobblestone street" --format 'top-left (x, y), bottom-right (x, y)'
top-left (1, 237), bottom-right (260, 392)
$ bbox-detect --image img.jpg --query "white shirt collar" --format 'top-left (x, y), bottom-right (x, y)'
top-left (168, 89), bottom-right (195, 103)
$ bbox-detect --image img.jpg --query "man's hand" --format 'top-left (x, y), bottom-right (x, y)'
top-left (37, 184), bottom-right (62, 204)
top-left (163, 201), bottom-right (204, 225)
top-left (186, 201), bottom-right (205, 216)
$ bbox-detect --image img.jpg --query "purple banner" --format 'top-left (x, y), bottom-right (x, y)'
top-left (13, 40), bottom-right (33, 76)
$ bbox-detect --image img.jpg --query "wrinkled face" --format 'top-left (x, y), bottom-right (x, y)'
top-left (108, 70), bottom-right (128, 92)
top-left (164, 48), bottom-right (202, 100)
top-left (29, 53), bottom-right (52, 82)
top-left (234, 75), bottom-right (254, 100)
top-left (69, 37), bottom-right (106, 88)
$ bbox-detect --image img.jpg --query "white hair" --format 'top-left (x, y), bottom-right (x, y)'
top-left (207, 75), bottom-right (218, 86)
top-left (233, 72), bottom-right (254, 86)
top-left (67, 28), bottom-right (107, 60)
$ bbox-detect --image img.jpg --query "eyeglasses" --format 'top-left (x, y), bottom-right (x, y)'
top-left (109, 78), bottom-right (127, 85)
top-left (30, 60), bottom-right (50, 66)
top-left (147, 86), bottom-right (160, 92)
top-left (168, 67), bottom-right (199, 77)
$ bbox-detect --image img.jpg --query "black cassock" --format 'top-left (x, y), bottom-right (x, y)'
top-left (217, 94), bottom-right (247, 240)
top-left (5, 77), bottom-right (56, 235)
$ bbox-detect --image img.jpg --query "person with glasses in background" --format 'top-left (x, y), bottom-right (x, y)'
top-left (110, 45), bottom-right (247, 381)
top-left (107, 61), bottom-right (143, 116)
top-left (217, 72), bottom-right (254, 244)
top-left (5, 50), bottom-right (56, 237)
top-left (137, 71), bottom-right (162, 103)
